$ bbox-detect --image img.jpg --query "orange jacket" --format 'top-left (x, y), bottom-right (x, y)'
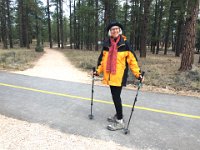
top-left (96, 35), bottom-right (141, 87)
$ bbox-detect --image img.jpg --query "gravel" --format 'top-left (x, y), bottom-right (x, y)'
top-left (0, 114), bottom-right (132, 150)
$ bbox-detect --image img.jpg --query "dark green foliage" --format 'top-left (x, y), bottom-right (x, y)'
top-left (35, 45), bottom-right (44, 52)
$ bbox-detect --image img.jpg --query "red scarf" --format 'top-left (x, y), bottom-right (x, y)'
top-left (106, 36), bottom-right (120, 74)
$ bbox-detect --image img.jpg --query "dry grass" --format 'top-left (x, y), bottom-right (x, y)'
top-left (138, 52), bottom-right (200, 92)
top-left (63, 49), bottom-right (100, 70)
top-left (63, 49), bottom-right (200, 92)
top-left (0, 48), bottom-right (44, 71)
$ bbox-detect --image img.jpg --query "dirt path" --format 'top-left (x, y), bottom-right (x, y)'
top-left (14, 48), bottom-right (90, 83)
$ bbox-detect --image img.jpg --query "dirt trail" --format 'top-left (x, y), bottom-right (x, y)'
top-left (15, 48), bottom-right (90, 83)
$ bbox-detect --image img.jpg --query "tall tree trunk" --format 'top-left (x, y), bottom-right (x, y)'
top-left (18, 0), bottom-right (29, 48)
top-left (47, 0), bottom-right (52, 48)
top-left (76, 0), bottom-right (80, 49)
top-left (156, 0), bottom-right (163, 54)
top-left (164, 0), bottom-right (174, 55)
top-left (135, 0), bottom-right (141, 50)
top-left (18, 0), bottom-right (23, 47)
top-left (175, 16), bottom-right (184, 57)
top-left (95, 0), bottom-right (99, 51)
top-left (124, 0), bottom-right (128, 35)
top-left (199, 55), bottom-right (200, 64)
top-left (0, 0), bottom-right (8, 49)
top-left (140, 0), bottom-right (151, 57)
top-left (56, 0), bottom-right (60, 48)
top-left (59, 0), bottom-right (64, 49)
top-left (179, 0), bottom-right (199, 71)
top-left (73, 0), bottom-right (77, 49)
top-left (104, 0), bottom-right (110, 38)
top-left (130, 0), bottom-right (136, 49)
top-left (35, 2), bottom-right (39, 47)
top-left (25, 3), bottom-right (30, 49)
top-left (111, 0), bottom-right (117, 20)
top-left (69, 0), bottom-right (72, 49)
top-left (6, 0), bottom-right (13, 48)
top-left (151, 0), bottom-right (158, 54)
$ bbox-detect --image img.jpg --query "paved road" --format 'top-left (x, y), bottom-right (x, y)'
top-left (0, 71), bottom-right (200, 150)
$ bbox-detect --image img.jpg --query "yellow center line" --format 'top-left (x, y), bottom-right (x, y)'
top-left (0, 82), bottom-right (200, 120)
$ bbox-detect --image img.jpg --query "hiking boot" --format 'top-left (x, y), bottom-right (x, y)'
top-left (107, 119), bottom-right (125, 131)
top-left (107, 114), bottom-right (117, 122)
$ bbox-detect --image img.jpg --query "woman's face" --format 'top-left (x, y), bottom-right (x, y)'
top-left (110, 26), bottom-right (120, 38)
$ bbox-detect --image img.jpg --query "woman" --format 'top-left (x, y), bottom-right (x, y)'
top-left (94, 21), bottom-right (144, 131)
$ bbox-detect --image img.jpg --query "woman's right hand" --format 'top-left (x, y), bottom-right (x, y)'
top-left (89, 71), bottom-right (99, 76)
top-left (93, 71), bottom-right (99, 76)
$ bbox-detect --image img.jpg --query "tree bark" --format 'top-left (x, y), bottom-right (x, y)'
top-left (175, 16), bottom-right (184, 57)
top-left (135, 0), bottom-right (141, 51)
top-left (25, 3), bottom-right (30, 49)
top-left (0, 0), bottom-right (8, 49)
top-left (73, 0), bottom-right (77, 49)
top-left (47, 0), bottom-right (52, 48)
top-left (56, 0), bottom-right (60, 48)
top-left (164, 1), bottom-right (174, 55)
top-left (156, 0), bottom-right (163, 54)
top-left (35, 1), bottom-right (39, 47)
top-left (199, 55), bottom-right (200, 64)
top-left (95, 0), bottom-right (99, 51)
top-left (151, 0), bottom-right (158, 54)
top-left (76, 0), bottom-right (80, 49)
top-left (69, 0), bottom-right (72, 49)
top-left (104, 0), bottom-right (110, 38)
top-left (59, 0), bottom-right (64, 49)
top-left (6, 0), bottom-right (13, 48)
top-left (130, 0), bottom-right (137, 49)
top-left (179, 0), bottom-right (199, 71)
top-left (124, 0), bottom-right (128, 35)
top-left (140, 0), bottom-right (151, 57)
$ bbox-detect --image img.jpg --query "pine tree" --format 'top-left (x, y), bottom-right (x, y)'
top-left (179, 0), bottom-right (199, 71)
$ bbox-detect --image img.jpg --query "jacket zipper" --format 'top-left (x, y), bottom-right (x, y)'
top-left (117, 44), bottom-right (125, 49)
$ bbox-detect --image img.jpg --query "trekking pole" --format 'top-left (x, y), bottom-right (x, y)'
top-left (124, 71), bottom-right (145, 134)
top-left (88, 67), bottom-right (96, 120)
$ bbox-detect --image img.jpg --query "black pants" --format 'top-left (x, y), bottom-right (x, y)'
top-left (110, 86), bottom-right (123, 120)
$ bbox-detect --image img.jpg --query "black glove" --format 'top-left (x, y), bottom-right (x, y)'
top-left (93, 71), bottom-right (99, 76)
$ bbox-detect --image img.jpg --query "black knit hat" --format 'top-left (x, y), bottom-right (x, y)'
top-left (106, 21), bottom-right (123, 32)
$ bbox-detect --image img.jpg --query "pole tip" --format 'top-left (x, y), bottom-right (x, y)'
top-left (88, 114), bottom-right (94, 120)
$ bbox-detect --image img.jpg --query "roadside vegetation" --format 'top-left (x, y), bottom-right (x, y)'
top-left (63, 49), bottom-right (200, 93)
top-left (0, 48), bottom-right (44, 71)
